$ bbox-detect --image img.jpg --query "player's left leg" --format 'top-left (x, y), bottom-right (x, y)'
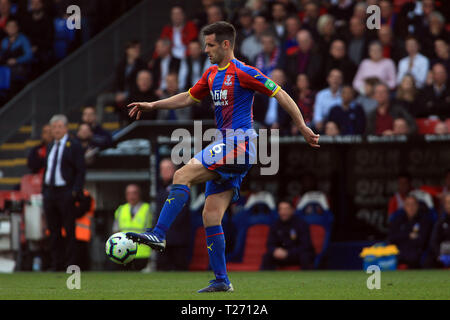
top-left (198, 189), bottom-right (235, 293)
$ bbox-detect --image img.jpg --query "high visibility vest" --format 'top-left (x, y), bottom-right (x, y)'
top-left (115, 202), bottom-right (152, 259)
top-left (60, 190), bottom-right (95, 242)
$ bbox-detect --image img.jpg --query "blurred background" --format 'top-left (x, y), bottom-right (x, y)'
top-left (0, 0), bottom-right (449, 273)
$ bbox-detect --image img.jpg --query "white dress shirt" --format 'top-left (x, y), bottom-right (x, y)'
top-left (45, 134), bottom-right (68, 186)
top-left (396, 53), bottom-right (429, 89)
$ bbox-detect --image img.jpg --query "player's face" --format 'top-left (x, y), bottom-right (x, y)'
top-left (204, 34), bottom-right (226, 65)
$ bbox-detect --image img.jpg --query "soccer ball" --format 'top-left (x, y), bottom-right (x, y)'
top-left (105, 232), bottom-right (137, 265)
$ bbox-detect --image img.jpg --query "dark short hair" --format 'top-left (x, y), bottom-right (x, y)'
top-left (201, 21), bottom-right (236, 48)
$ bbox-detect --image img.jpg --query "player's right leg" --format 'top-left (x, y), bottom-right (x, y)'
top-left (126, 158), bottom-right (219, 251)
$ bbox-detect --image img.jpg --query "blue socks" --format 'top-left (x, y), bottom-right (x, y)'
top-left (205, 225), bottom-right (229, 284)
top-left (153, 184), bottom-right (190, 239)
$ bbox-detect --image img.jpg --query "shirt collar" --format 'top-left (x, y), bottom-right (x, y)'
top-left (55, 133), bottom-right (68, 145)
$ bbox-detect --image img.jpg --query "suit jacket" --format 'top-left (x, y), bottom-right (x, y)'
top-left (281, 48), bottom-right (323, 90)
top-left (253, 89), bottom-right (291, 134)
top-left (113, 57), bottom-right (147, 93)
top-left (150, 55), bottom-right (181, 89)
top-left (43, 136), bottom-right (86, 194)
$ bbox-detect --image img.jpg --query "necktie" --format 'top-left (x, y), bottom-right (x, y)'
top-left (49, 141), bottom-right (60, 186)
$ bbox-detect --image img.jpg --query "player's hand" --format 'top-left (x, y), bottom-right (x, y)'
top-left (299, 125), bottom-right (320, 148)
top-left (127, 102), bottom-right (156, 120)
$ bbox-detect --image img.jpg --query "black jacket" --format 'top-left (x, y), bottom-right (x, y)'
top-left (43, 136), bottom-right (86, 194)
top-left (429, 213), bottom-right (450, 259)
top-left (266, 215), bottom-right (314, 269)
top-left (416, 84), bottom-right (450, 120)
top-left (388, 210), bottom-right (433, 266)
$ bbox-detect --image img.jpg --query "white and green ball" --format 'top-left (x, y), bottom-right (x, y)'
top-left (105, 232), bottom-right (137, 265)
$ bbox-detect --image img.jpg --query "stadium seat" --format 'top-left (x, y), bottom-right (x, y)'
top-left (227, 224), bottom-right (270, 271)
top-left (389, 189), bottom-right (439, 224)
top-left (0, 66), bottom-right (11, 90)
top-left (295, 191), bottom-right (334, 269)
top-left (416, 118), bottom-right (441, 135)
top-left (227, 191), bottom-right (278, 263)
top-left (20, 173), bottom-right (43, 200)
top-left (53, 18), bottom-right (76, 60)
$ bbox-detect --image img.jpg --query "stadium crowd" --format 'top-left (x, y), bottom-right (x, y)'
top-left (0, 0), bottom-right (141, 105)
top-left (95, 0), bottom-right (450, 136)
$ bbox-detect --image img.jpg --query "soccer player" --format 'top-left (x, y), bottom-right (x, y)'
top-left (126, 21), bottom-right (319, 293)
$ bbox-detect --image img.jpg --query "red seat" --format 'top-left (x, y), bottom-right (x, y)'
top-left (309, 224), bottom-right (326, 255)
top-left (20, 173), bottom-right (43, 200)
top-left (416, 118), bottom-right (441, 134)
top-left (227, 225), bottom-right (270, 271)
top-left (189, 227), bottom-right (209, 271)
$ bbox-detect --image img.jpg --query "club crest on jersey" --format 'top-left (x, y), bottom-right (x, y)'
top-left (224, 75), bottom-right (233, 86)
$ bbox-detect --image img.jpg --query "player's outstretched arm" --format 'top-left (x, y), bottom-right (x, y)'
top-left (128, 91), bottom-right (194, 120)
top-left (275, 88), bottom-right (320, 148)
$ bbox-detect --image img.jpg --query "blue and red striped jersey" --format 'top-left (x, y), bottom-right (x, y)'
top-left (188, 58), bottom-right (280, 137)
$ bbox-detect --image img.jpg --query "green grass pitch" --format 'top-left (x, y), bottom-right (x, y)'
top-left (0, 270), bottom-right (449, 300)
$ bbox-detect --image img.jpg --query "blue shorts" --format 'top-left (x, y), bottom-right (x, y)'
top-left (194, 136), bottom-right (256, 203)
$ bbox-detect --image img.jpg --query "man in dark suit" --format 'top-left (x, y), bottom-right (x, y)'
top-left (43, 114), bottom-right (85, 271)
top-left (281, 29), bottom-right (323, 90)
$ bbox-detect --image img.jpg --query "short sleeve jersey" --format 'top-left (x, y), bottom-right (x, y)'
top-left (188, 58), bottom-right (280, 135)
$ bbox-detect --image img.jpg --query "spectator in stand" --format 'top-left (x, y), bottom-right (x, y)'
top-left (149, 38), bottom-right (181, 97)
top-left (327, 85), bottom-right (366, 135)
top-left (240, 14), bottom-right (269, 64)
top-left (126, 69), bottom-right (158, 122)
top-left (0, 0), bottom-right (13, 39)
top-left (269, 2), bottom-right (287, 41)
top-left (353, 41), bottom-right (397, 94)
top-left (253, 32), bottom-right (281, 76)
top-left (416, 63), bottom-right (450, 120)
top-left (0, 18), bottom-right (33, 90)
top-left (154, 158), bottom-right (191, 271)
top-left (355, 77), bottom-right (380, 116)
top-left (379, 0), bottom-right (398, 33)
top-left (300, 1), bottom-right (320, 40)
top-left (76, 123), bottom-right (96, 165)
top-left (157, 72), bottom-right (191, 121)
top-left (329, 0), bottom-right (355, 27)
top-left (159, 5), bottom-right (198, 60)
top-left (316, 14), bottom-right (338, 63)
top-left (398, 0), bottom-right (435, 38)
top-left (366, 83), bottom-right (417, 135)
top-left (418, 11), bottom-right (450, 59)
top-left (96, 40), bottom-right (146, 122)
top-left (206, 4), bottom-right (225, 25)
top-left (324, 120), bottom-right (341, 136)
top-left (395, 74), bottom-right (418, 116)
top-left (245, 0), bottom-right (268, 18)
top-left (388, 195), bottom-right (433, 269)
top-left (191, 0), bottom-right (215, 30)
top-left (292, 73), bottom-right (315, 130)
top-left (389, 117), bottom-right (413, 136)
top-left (178, 40), bottom-right (211, 91)
top-left (283, 29), bottom-right (323, 90)
top-left (388, 173), bottom-right (413, 218)
top-left (275, 0), bottom-right (297, 14)
top-left (282, 15), bottom-right (301, 56)
top-left (434, 121), bottom-right (448, 135)
top-left (234, 7), bottom-right (253, 57)
top-left (426, 193), bottom-right (450, 268)
top-left (253, 68), bottom-right (290, 135)
top-left (431, 38), bottom-right (450, 71)
top-left (346, 16), bottom-right (368, 66)
top-left (260, 200), bottom-right (314, 270)
top-left (20, 0), bottom-right (54, 74)
top-left (396, 36), bottom-right (429, 89)
top-left (313, 69), bottom-right (343, 133)
top-left (377, 24), bottom-right (406, 65)
top-left (81, 106), bottom-right (113, 150)
top-left (324, 39), bottom-right (357, 86)
top-left (27, 124), bottom-right (52, 174)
